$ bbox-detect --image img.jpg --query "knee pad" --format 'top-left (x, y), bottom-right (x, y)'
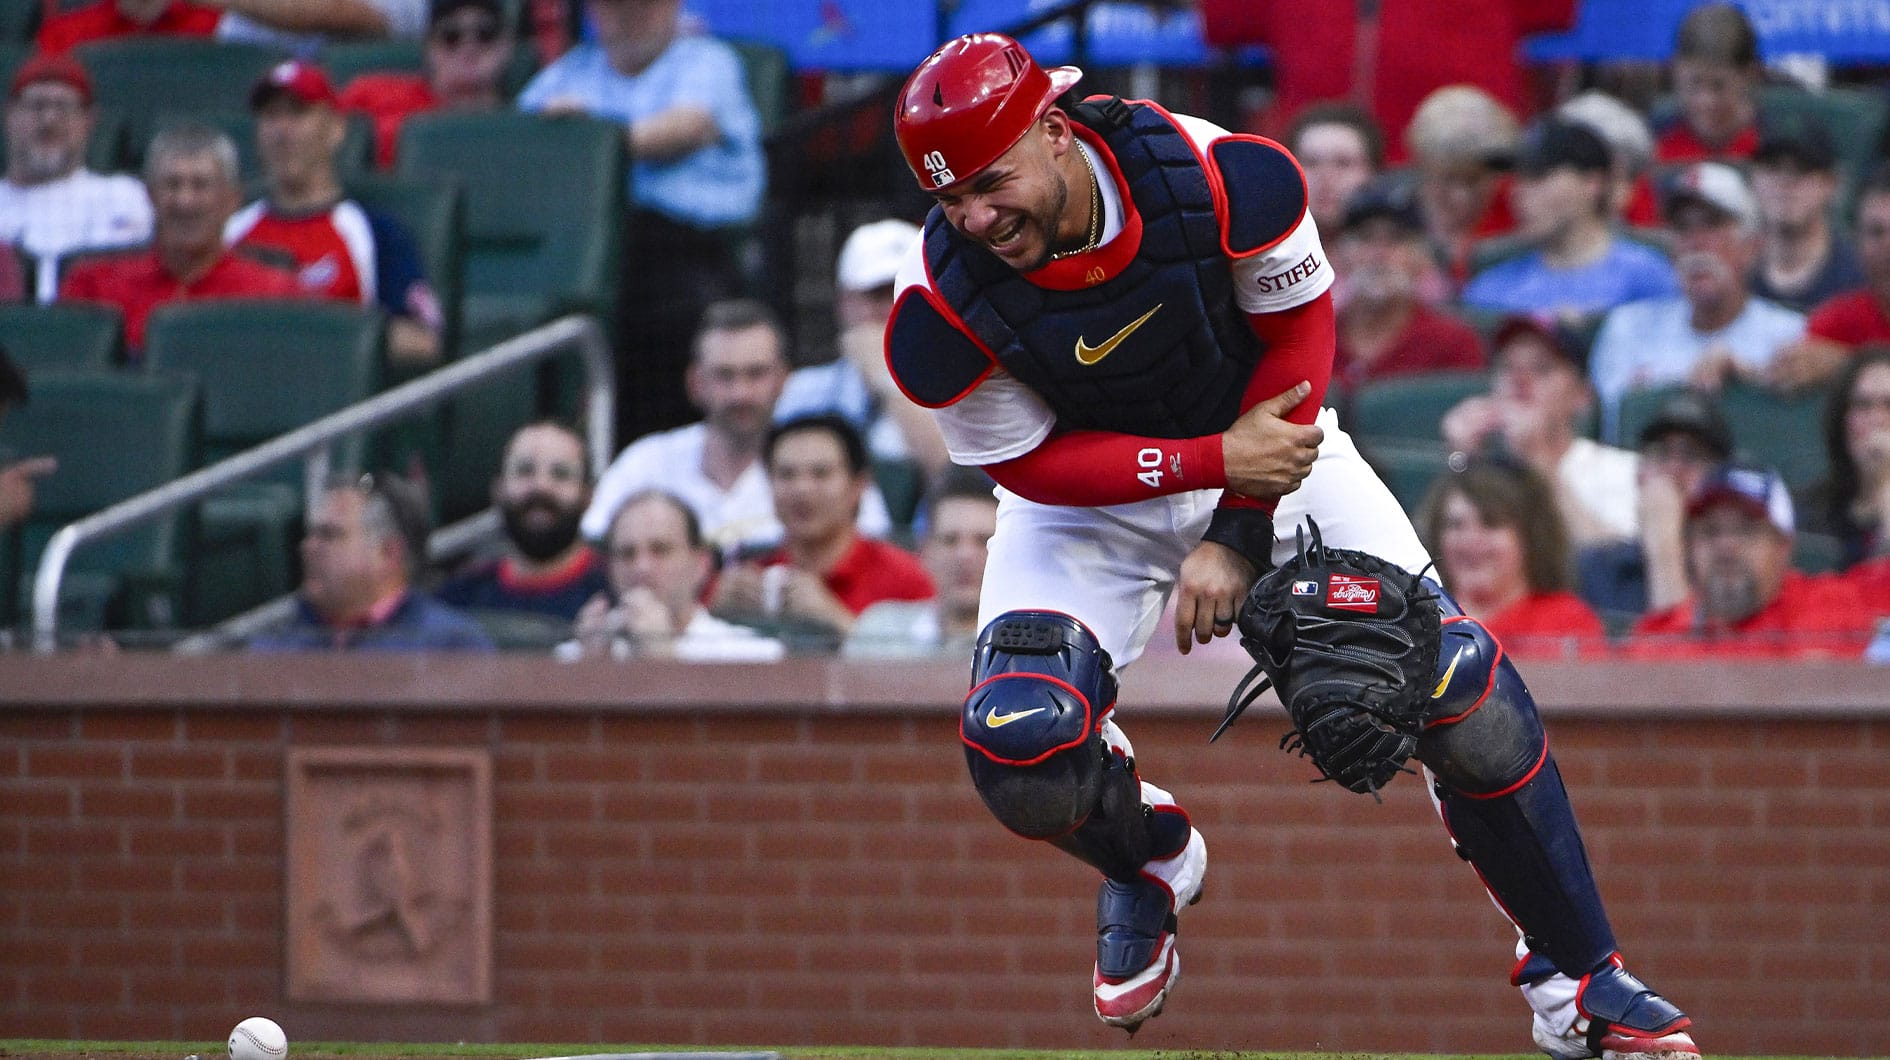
top-left (1417, 614), bottom-right (1546, 794)
top-left (961, 611), bottom-right (1119, 840)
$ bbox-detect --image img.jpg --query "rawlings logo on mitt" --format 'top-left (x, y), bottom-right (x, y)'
top-left (1211, 518), bottom-right (1440, 798)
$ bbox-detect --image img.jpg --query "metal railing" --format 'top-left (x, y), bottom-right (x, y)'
top-left (32, 314), bottom-right (614, 653)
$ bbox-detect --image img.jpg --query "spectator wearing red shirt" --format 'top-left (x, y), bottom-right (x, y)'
top-left (36, 0), bottom-right (221, 54)
top-left (1329, 175), bottom-right (1483, 394)
top-left (1197, 0), bottom-right (1573, 163)
top-left (227, 59), bottom-right (442, 368)
top-left (712, 414), bottom-right (933, 645)
top-left (1652, 3), bottom-right (1762, 166)
top-left (1783, 164), bottom-right (1890, 389)
top-left (58, 122), bottom-right (299, 354)
top-left (1627, 463), bottom-right (1879, 658)
top-left (1417, 456), bottom-right (1606, 658)
top-left (338, 0), bottom-right (516, 170)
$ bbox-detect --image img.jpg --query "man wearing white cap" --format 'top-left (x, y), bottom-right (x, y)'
top-left (774, 218), bottom-right (949, 479)
top-left (1587, 160), bottom-right (1806, 441)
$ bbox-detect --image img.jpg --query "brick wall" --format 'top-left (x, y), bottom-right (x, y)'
top-left (2, 655), bottom-right (1886, 1055)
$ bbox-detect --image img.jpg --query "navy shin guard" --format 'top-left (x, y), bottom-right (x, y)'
top-left (1420, 615), bottom-right (1618, 979)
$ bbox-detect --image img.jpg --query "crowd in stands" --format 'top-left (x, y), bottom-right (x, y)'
top-left (5, 0), bottom-right (1890, 663)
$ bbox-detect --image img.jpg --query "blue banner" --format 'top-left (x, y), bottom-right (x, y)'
top-left (1527, 0), bottom-right (1890, 64)
top-left (685, 0), bottom-right (1247, 72)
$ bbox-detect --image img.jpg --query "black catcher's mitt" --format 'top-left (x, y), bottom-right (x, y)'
top-left (1211, 518), bottom-right (1441, 798)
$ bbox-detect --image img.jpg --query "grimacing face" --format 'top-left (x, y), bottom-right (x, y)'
top-left (928, 113), bottom-right (1076, 273)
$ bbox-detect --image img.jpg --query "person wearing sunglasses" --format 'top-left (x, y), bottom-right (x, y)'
top-left (339, 0), bottom-right (517, 169)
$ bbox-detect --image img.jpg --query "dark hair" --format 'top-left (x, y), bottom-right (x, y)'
top-left (337, 471), bottom-right (431, 578)
top-left (1674, 2), bottom-right (1760, 68)
top-left (0, 344), bottom-right (25, 410)
top-left (607, 487), bottom-right (704, 551)
top-left (922, 464), bottom-right (997, 525)
top-left (691, 298), bottom-right (787, 362)
top-left (1288, 101), bottom-right (1387, 169)
top-left (1416, 458), bottom-right (1573, 594)
top-left (1817, 343), bottom-right (1890, 540)
top-left (504, 418), bottom-right (591, 483)
top-left (764, 413), bottom-right (869, 477)
top-left (1857, 160), bottom-right (1890, 211)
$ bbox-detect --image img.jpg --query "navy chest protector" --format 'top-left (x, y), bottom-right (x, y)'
top-left (895, 98), bottom-right (1308, 438)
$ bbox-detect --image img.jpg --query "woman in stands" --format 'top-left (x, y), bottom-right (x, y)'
top-left (1801, 344), bottom-right (1890, 568)
top-left (1417, 457), bottom-right (1608, 655)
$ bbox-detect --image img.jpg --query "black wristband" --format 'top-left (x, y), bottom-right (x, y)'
top-left (1201, 507), bottom-right (1276, 573)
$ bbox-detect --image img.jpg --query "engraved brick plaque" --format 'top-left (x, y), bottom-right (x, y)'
top-left (286, 747), bottom-right (491, 1004)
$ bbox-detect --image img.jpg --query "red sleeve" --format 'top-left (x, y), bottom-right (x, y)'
top-left (1805, 291), bottom-right (1867, 345)
top-left (1216, 290), bottom-right (1334, 513)
top-left (1513, 0), bottom-right (1576, 34)
top-left (980, 292), bottom-right (1335, 509)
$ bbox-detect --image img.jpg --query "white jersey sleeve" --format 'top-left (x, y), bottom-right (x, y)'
top-left (1170, 113), bottom-right (1335, 315)
top-left (891, 235), bottom-right (1057, 466)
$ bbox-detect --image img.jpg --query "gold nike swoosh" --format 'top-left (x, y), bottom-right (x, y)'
top-left (986, 706), bottom-right (1048, 728)
top-left (1074, 303), bottom-right (1163, 366)
top-left (1432, 650), bottom-right (1462, 699)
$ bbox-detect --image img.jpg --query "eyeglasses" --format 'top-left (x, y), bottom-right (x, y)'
top-left (432, 22), bottom-right (501, 47)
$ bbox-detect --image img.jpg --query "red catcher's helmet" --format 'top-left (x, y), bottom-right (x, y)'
top-left (894, 33), bottom-right (1083, 191)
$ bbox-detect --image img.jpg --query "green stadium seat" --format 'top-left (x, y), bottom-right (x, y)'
top-left (74, 38), bottom-right (289, 166)
top-left (396, 111), bottom-right (625, 518)
top-left (0, 370), bottom-right (199, 633)
top-left (0, 4), bottom-right (33, 45)
top-left (1348, 369), bottom-right (1489, 445)
top-left (1713, 376), bottom-right (1834, 491)
top-left (728, 38), bottom-right (789, 138)
top-left (323, 38), bottom-right (426, 87)
top-left (0, 302), bottom-right (124, 371)
top-left (142, 300), bottom-right (385, 623)
top-left (395, 111), bottom-right (624, 342)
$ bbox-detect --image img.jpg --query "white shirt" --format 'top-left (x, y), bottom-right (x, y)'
top-left (0, 168), bottom-right (152, 303)
top-left (892, 114), bottom-right (1335, 466)
top-left (581, 421), bottom-right (893, 555)
top-left (554, 608), bottom-right (785, 663)
top-left (1588, 294), bottom-right (1806, 441)
top-left (1560, 436), bottom-right (1641, 541)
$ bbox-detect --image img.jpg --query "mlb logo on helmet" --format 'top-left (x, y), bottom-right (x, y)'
top-left (1325, 573), bottom-right (1379, 613)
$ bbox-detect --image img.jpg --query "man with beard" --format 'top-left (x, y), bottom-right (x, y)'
top-left (1627, 462), bottom-right (1876, 657)
top-left (0, 53), bottom-right (152, 303)
top-left (1587, 161), bottom-right (1805, 441)
top-left (1329, 174), bottom-right (1484, 395)
top-left (582, 299), bottom-right (891, 557)
top-left (437, 420), bottom-right (608, 621)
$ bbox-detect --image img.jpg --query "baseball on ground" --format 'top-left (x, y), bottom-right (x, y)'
top-left (228, 1017), bottom-right (287, 1060)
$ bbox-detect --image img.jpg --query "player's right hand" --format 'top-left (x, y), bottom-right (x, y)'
top-left (1220, 382), bottom-right (1321, 499)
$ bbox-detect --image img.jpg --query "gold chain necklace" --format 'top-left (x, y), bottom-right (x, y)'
top-left (1050, 145), bottom-right (1103, 261)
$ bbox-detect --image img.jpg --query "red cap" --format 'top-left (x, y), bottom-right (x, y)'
top-left (250, 59), bottom-right (337, 110)
top-left (10, 52), bottom-right (93, 106)
top-left (893, 33), bottom-right (1082, 191)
